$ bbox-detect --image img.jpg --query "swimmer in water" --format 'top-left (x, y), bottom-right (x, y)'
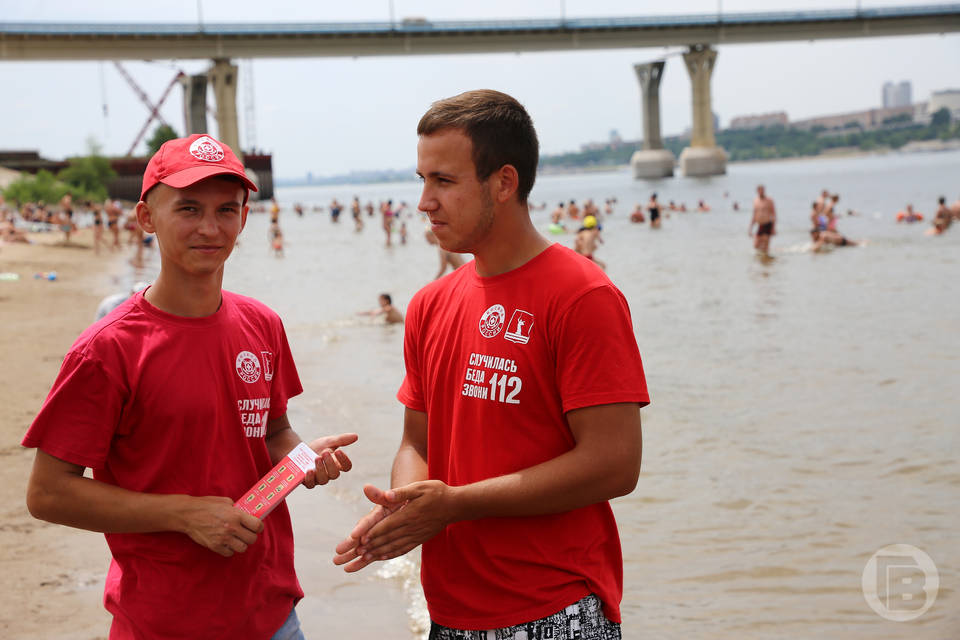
top-left (269, 221), bottom-right (284, 257)
top-left (574, 215), bottom-right (606, 270)
top-left (931, 196), bottom-right (953, 235)
top-left (897, 204), bottom-right (923, 223)
top-left (357, 293), bottom-right (404, 324)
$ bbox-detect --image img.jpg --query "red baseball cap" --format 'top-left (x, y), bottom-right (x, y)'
top-left (140, 133), bottom-right (258, 201)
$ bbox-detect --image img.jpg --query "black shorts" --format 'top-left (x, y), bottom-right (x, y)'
top-left (757, 222), bottom-right (774, 236)
top-left (428, 594), bottom-right (620, 640)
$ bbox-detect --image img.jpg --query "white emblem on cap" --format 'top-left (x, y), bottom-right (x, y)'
top-left (189, 136), bottom-right (225, 162)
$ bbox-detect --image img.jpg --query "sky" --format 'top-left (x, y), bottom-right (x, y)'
top-left (1, 0), bottom-right (958, 178)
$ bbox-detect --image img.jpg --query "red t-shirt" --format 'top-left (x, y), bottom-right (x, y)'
top-left (397, 244), bottom-right (649, 629)
top-left (23, 290), bottom-right (304, 640)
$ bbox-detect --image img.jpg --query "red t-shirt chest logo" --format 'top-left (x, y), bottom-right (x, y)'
top-left (505, 310), bottom-right (534, 344)
top-left (478, 304), bottom-right (505, 338)
top-left (235, 350), bottom-right (262, 383)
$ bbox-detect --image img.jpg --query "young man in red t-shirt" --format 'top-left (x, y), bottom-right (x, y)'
top-left (334, 90), bottom-right (649, 638)
top-left (23, 134), bottom-right (357, 640)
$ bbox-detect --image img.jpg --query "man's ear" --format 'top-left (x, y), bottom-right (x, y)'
top-left (135, 200), bottom-right (155, 234)
top-left (240, 204), bottom-right (249, 233)
top-left (492, 165), bottom-right (520, 204)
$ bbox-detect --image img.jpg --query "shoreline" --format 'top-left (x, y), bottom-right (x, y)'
top-left (0, 227), bottom-right (129, 639)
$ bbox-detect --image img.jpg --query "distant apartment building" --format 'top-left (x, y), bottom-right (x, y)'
top-left (883, 81), bottom-right (912, 108)
top-left (928, 88), bottom-right (960, 121)
top-left (728, 112), bottom-right (789, 130)
top-left (791, 105), bottom-right (915, 131)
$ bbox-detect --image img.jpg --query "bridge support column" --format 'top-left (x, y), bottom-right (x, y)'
top-left (207, 58), bottom-right (241, 158)
top-left (679, 45), bottom-right (727, 177)
top-left (180, 73), bottom-right (209, 136)
top-left (630, 61), bottom-right (675, 179)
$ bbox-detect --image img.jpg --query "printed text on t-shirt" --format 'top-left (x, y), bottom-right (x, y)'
top-left (238, 397), bottom-right (270, 437)
top-left (462, 352), bottom-right (522, 404)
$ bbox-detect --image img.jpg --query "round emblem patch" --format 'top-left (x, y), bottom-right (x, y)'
top-left (479, 304), bottom-right (505, 338)
top-left (235, 350), bottom-right (262, 383)
top-left (189, 135), bottom-right (225, 162)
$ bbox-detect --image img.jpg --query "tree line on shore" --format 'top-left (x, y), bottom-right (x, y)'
top-left (1, 125), bottom-right (179, 207)
top-left (540, 107), bottom-right (959, 170)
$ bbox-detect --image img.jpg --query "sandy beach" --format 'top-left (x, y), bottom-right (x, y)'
top-left (0, 228), bottom-right (123, 639)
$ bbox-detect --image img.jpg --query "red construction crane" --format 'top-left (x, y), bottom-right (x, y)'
top-left (114, 62), bottom-right (185, 156)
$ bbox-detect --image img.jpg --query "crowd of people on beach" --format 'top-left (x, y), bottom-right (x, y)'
top-left (258, 195), bottom-right (417, 251)
top-left (5, 169), bottom-right (956, 274)
top-left (0, 191), bottom-right (150, 257)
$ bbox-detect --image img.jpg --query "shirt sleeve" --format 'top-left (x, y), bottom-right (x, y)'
top-left (268, 319), bottom-right (303, 420)
top-left (555, 285), bottom-right (650, 413)
top-left (21, 350), bottom-right (127, 469)
top-left (396, 294), bottom-right (426, 412)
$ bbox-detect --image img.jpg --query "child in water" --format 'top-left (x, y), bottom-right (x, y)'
top-left (357, 293), bottom-right (404, 324)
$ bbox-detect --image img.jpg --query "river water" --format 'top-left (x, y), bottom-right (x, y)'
top-left (127, 149), bottom-right (959, 638)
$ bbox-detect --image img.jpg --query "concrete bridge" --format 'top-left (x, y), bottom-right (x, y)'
top-left (3, 4), bottom-right (959, 176)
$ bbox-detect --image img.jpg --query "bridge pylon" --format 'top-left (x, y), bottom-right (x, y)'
top-left (180, 73), bottom-right (209, 136)
top-left (207, 59), bottom-right (242, 159)
top-left (177, 60), bottom-right (241, 157)
top-left (630, 61), bottom-right (676, 179)
top-left (679, 44), bottom-right (727, 176)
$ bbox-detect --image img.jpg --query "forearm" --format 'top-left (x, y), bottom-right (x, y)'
top-left (391, 442), bottom-right (428, 488)
top-left (451, 444), bottom-right (639, 522)
top-left (28, 470), bottom-right (193, 535)
top-left (264, 424), bottom-right (303, 465)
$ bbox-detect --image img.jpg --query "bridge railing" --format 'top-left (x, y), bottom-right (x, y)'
top-left (1, 4), bottom-right (958, 37)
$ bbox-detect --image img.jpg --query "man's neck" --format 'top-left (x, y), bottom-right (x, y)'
top-left (145, 271), bottom-right (225, 317)
top-left (472, 205), bottom-right (551, 278)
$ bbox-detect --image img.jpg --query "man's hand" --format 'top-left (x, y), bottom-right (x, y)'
top-left (178, 496), bottom-right (264, 557)
top-left (303, 433), bottom-right (358, 488)
top-left (332, 481), bottom-right (455, 572)
top-left (332, 485), bottom-right (405, 573)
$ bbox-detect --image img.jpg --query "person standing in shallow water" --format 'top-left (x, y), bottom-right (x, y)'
top-left (647, 193), bottom-right (661, 228)
top-left (749, 184), bottom-right (777, 257)
top-left (334, 89), bottom-right (649, 640)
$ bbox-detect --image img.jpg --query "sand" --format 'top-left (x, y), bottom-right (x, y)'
top-left (0, 227), bottom-right (125, 639)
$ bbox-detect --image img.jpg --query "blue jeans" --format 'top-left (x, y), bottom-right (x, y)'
top-left (270, 607), bottom-right (305, 640)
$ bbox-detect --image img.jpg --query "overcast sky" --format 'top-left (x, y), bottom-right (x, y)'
top-left (1, 0), bottom-right (958, 178)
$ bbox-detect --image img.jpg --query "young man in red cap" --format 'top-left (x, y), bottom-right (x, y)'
top-left (334, 91), bottom-right (649, 638)
top-left (23, 133), bottom-right (356, 639)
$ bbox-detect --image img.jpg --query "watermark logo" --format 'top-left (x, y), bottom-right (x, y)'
top-left (862, 544), bottom-right (938, 621)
